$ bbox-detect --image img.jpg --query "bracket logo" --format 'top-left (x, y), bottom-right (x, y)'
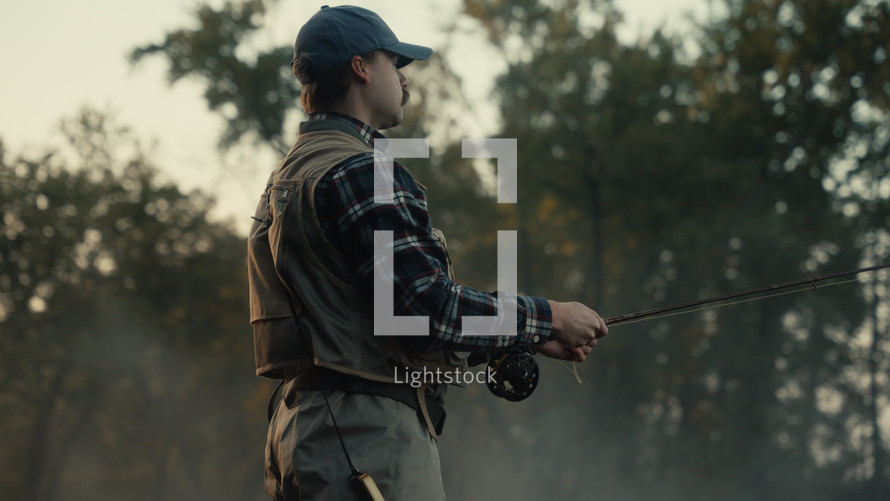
top-left (372, 138), bottom-right (518, 337)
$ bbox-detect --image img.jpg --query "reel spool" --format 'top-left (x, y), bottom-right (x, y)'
top-left (486, 349), bottom-right (539, 401)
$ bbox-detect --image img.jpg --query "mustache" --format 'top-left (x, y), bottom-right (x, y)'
top-left (402, 89), bottom-right (410, 106)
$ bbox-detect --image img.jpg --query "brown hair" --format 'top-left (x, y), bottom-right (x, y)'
top-left (293, 51), bottom-right (379, 114)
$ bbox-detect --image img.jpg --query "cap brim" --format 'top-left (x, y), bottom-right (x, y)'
top-left (385, 41), bottom-right (433, 68)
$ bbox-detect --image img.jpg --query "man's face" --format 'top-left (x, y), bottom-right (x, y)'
top-left (366, 51), bottom-right (409, 130)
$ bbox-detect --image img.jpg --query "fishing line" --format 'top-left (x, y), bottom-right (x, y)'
top-left (546, 358), bottom-right (584, 384)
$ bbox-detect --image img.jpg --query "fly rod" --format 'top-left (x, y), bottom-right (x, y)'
top-left (488, 263), bottom-right (890, 401)
top-left (604, 263), bottom-right (890, 326)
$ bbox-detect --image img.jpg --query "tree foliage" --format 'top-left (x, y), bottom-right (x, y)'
top-left (446, 1), bottom-right (890, 499)
top-left (129, 0), bottom-right (300, 153)
top-left (0, 108), bottom-right (267, 501)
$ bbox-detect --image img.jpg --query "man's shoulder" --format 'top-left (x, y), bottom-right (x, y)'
top-left (296, 128), bottom-right (371, 156)
top-left (275, 131), bottom-right (372, 183)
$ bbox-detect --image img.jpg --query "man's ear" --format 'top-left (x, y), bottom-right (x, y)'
top-left (348, 55), bottom-right (371, 84)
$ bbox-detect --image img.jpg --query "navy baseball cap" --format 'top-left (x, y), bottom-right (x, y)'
top-left (293, 5), bottom-right (433, 82)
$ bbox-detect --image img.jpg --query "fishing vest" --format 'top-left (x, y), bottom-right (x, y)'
top-left (247, 122), bottom-right (468, 382)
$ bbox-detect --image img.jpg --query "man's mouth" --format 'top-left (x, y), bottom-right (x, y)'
top-left (402, 90), bottom-right (410, 106)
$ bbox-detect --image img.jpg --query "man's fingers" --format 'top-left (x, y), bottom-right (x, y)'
top-left (595, 313), bottom-right (609, 338)
top-left (570, 347), bottom-right (587, 362)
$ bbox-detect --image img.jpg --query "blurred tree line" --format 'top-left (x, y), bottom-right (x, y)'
top-left (2, 0), bottom-right (888, 499)
top-left (0, 109), bottom-right (270, 500)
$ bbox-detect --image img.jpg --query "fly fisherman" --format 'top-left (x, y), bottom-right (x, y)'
top-left (247, 5), bottom-right (609, 500)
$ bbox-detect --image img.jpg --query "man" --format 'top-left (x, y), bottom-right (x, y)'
top-left (248, 5), bottom-right (608, 500)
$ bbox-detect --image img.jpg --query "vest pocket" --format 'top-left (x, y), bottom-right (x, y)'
top-left (251, 189), bottom-right (272, 226)
top-left (267, 184), bottom-right (295, 271)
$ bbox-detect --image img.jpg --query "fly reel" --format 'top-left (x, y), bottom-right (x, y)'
top-left (486, 348), bottom-right (539, 401)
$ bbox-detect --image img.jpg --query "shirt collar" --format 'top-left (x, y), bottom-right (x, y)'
top-left (300, 112), bottom-right (386, 148)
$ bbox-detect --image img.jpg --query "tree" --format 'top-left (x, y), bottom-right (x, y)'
top-left (0, 108), bottom-right (266, 501)
top-left (455, 0), bottom-right (889, 499)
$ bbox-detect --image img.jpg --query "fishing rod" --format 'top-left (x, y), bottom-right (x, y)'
top-left (487, 263), bottom-right (890, 401)
top-left (605, 262), bottom-right (890, 326)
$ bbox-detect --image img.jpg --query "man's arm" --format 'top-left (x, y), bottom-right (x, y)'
top-left (318, 153), bottom-right (606, 353)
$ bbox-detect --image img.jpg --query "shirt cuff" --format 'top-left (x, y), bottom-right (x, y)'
top-left (516, 296), bottom-right (553, 346)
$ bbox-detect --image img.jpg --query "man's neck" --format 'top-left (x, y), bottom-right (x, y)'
top-left (329, 97), bottom-right (378, 130)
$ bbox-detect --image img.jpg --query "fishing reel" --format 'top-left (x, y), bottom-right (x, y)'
top-left (486, 348), bottom-right (539, 402)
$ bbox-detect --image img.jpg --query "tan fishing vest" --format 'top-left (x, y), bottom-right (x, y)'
top-left (248, 127), bottom-right (468, 382)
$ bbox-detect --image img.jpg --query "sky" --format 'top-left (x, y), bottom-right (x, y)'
top-left (0, 0), bottom-right (707, 232)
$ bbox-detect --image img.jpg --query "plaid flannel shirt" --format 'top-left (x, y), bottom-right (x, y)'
top-left (308, 113), bottom-right (552, 351)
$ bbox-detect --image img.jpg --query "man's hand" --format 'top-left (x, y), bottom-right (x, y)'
top-left (534, 340), bottom-right (593, 362)
top-left (544, 300), bottom-right (608, 360)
